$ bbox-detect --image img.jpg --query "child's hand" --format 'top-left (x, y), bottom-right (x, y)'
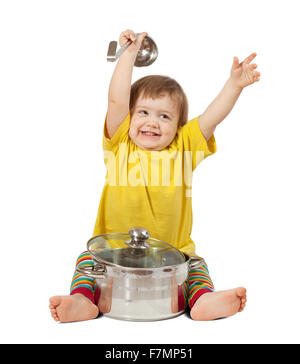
top-left (230, 53), bottom-right (260, 88)
top-left (119, 29), bottom-right (148, 54)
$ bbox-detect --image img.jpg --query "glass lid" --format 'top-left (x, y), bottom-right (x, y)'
top-left (87, 227), bottom-right (186, 269)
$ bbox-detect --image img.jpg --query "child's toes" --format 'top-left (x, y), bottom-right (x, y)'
top-left (50, 309), bottom-right (59, 321)
top-left (239, 299), bottom-right (247, 312)
top-left (237, 294), bottom-right (247, 312)
top-left (236, 287), bottom-right (247, 297)
top-left (238, 305), bottom-right (244, 312)
top-left (49, 305), bottom-right (59, 321)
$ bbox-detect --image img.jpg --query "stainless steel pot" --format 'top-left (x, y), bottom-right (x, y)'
top-left (76, 227), bottom-right (204, 321)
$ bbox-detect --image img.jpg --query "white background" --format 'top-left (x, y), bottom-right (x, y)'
top-left (0, 0), bottom-right (299, 344)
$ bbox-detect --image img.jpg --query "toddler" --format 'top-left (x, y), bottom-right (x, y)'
top-left (49, 30), bottom-right (260, 322)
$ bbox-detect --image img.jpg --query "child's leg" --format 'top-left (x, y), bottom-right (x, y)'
top-left (70, 251), bottom-right (100, 303)
top-left (173, 253), bottom-right (214, 313)
top-left (187, 261), bottom-right (215, 308)
top-left (184, 253), bottom-right (215, 309)
top-left (70, 251), bottom-right (113, 313)
top-left (49, 251), bottom-right (99, 322)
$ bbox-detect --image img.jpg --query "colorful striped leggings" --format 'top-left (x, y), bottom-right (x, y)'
top-left (70, 251), bottom-right (214, 310)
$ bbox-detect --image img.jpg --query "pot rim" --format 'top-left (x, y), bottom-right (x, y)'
top-left (91, 254), bottom-right (200, 274)
top-left (87, 232), bottom-right (189, 271)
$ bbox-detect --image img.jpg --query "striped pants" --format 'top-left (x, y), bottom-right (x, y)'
top-left (70, 251), bottom-right (214, 310)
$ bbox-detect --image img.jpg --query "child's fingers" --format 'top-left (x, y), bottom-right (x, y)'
top-left (232, 56), bottom-right (240, 69)
top-left (249, 63), bottom-right (258, 70)
top-left (119, 29), bottom-right (135, 45)
top-left (137, 32), bottom-right (148, 43)
top-left (253, 71), bottom-right (260, 82)
top-left (140, 32), bottom-right (148, 39)
top-left (242, 52), bottom-right (257, 65)
top-left (129, 32), bottom-right (136, 42)
top-left (134, 32), bottom-right (148, 49)
top-left (119, 30), bottom-right (148, 48)
top-left (121, 29), bottom-right (135, 37)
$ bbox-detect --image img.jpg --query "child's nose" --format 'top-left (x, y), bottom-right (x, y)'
top-left (146, 118), bottom-right (159, 127)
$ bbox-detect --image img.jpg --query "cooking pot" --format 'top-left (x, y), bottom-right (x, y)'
top-left (76, 227), bottom-right (204, 321)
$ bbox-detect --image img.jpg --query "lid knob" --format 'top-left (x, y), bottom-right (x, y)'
top-left (127, 227), bottom-right (151, 249)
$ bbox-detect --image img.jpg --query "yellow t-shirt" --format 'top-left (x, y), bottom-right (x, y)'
top-left (93, 113), bottom-right (216, 253)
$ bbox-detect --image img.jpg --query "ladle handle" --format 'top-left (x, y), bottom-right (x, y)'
top-left (115, 33), bottom-right (140, 60)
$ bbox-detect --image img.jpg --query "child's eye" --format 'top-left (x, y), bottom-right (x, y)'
top-left (161, 114), bottom-right (169, 119)
top-left (139, 110), bottom-right (148, 115)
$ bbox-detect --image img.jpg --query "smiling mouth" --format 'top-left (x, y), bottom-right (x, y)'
top-left (140, 131), bottom-right (161, 137)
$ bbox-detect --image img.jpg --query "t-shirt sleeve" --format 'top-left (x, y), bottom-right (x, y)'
top-left (103, 112), bottom-right (131, 151)
top-left (175, 116), bottom-right (217, 170)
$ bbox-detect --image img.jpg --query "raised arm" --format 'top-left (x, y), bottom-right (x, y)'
top-left (198, 53), bottom-right (260, 141)
top-left (106, 30), bottom-right (147, 139)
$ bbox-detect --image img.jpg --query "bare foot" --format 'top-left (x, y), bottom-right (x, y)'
top-left (49, 294), bottom-right (99, 323)
top-left (190, 287), bottom-right (247, 321)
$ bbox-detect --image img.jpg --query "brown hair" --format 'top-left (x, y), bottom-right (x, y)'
top-left (129, 75), bottom-right (188, 127)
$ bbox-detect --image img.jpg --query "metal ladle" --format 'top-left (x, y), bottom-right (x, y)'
top-left (107, 33), bottom-right (158, 67)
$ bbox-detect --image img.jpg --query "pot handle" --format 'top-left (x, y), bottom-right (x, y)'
top-left (76, 263), bottom-right (106, 279)
top-left (188, 257), bottom-right (205, 270)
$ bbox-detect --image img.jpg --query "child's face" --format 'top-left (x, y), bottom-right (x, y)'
top-left (129, 94), bottom-right (179, 151)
